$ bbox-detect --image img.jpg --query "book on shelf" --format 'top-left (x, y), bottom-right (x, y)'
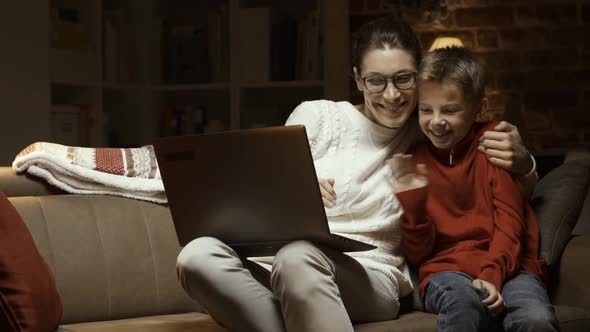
top-left (295, 10), bottom-right (322, 80)
top-left (160, 106), bottom-right (230, 136)
top-left (163, 19), bottom-right (211, 84)
top-left (270, 16), bottom-right (298, 81)
top-left (51, 7), bottom-right (88, 51)
top-left (103, 9), bottom-right (136, 83)
top-left (207, 5), bottom-right (230, 82)
top-left (103, 18), bottom-right (118, 82)
top-left (50, 105), bottom-right (91, 146)
top-left (233, 7), bottom-right (271, 82)
top-left (160, 106), bottom-right (208, 137)
top-left (204, 119), bottom-right (226, 133)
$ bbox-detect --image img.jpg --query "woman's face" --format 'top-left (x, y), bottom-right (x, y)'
top-left (354, 48), bottom-right (418, 129)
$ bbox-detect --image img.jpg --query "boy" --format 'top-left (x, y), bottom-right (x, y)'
top-left (390, 47), bottom-right (559, 331)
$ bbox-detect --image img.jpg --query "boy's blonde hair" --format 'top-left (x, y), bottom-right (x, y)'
top-left (417, 46), bottom-right (485, 108)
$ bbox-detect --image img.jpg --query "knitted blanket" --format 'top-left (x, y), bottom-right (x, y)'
top-left (12, 142), bottom-right (167, 204)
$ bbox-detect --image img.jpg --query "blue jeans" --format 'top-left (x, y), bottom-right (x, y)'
top-left (424, 271), bottom-right (559, 332)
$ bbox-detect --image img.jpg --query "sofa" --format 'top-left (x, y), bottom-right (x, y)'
top-left (1, 155), bottom-right (590, 332)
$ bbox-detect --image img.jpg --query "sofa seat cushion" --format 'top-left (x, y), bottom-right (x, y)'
top-left (354, 311), bottom-right (437, 331)
top-left (58, 313), bottom-right (227, 332)
top-left (51, 301), bottom-right (589, 332)
top-left (554, 305), bottom-right (590, 332)
top-left (57, 312), bottom-right (437, 332)
top-left (353, 306), bottom-right (589, 332)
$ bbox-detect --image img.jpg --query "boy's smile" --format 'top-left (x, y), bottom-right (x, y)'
top-left (418, 81), bottom-right (484, 149)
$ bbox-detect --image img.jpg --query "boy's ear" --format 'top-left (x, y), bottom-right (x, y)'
top-left (475, 98), bottom-right (489, 121)
top-left (479, 98), bottom-right (488, 115)
top-left (353, 67), bottom-right (363, 91)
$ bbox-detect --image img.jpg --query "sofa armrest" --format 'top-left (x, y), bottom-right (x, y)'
top-left (552, 234), bottom-right (590, 312)
top-left (0, 167), bottom-right (64, 197)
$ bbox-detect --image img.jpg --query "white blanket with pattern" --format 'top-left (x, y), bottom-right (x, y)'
top-left (12, 142), bottom-right (167, 204)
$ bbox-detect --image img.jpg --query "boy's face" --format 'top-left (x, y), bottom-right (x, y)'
top-left (418, 81), bottom-right (483, 149)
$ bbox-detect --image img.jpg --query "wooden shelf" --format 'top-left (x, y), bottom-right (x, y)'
top-left (51, 80), bottom-right (100, 87)
top-left (50, 48), bottom-right (100, 84)
top-left (102, 82), bottom-right (141, 90)
top-left (153, 83), bottom-right (230, 92)
top-left (349, 10), bottom-right (391, 16)
top-left (43, 0), bottom-right (350, 147)
top-left (0, 0), bottom-right (352, 162)
top-left (239, 80), bottom-right (325, 89)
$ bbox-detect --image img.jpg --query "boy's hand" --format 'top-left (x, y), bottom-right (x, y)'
top-left (473, 279), bottom-right (505, 317)
top-left (478, 121), bottom-right (533, 175)
top-left (388, 154), bottom-right (428, 193)
top-left (318, 178), bottom-right (336, 208)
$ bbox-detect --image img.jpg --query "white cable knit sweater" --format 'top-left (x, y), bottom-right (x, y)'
top-left (285, 99), bottom-right (418, 297)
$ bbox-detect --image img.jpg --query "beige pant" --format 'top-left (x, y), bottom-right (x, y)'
top-left (176, 237), bottom-right (400, 332)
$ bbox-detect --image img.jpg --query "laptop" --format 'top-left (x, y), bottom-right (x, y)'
top-left (153, 125), bottom-right (376, 256)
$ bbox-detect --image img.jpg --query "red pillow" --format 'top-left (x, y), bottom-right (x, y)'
top-left (0, 193), bottom-right (62, 332)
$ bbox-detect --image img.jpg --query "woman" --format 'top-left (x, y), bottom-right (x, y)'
top-left (176, 16), bottom-right (536, 332)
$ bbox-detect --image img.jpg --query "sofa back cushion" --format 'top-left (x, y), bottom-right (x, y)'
top-left (573, 188), bottom-right (590, 235)
top-left (8, 195), bottom-right (198, 325)
top-left (531, 157), bottom-right (590, 271)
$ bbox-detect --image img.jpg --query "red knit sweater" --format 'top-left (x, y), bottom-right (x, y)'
top-left (398, 121), bottom-right (546, 299)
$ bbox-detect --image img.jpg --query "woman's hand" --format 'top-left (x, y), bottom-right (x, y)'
top-left (478, 121), bottom-right (533, 175)
top-left (388, 154), bottom-right (428, 193)
top-left (318, 178), bottom-right (336, 208)
top-left (472, 279), bottom-right (505, 317)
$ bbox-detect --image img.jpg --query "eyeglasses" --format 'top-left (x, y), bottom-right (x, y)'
top-left (360, 72), bottom-right (416, 93)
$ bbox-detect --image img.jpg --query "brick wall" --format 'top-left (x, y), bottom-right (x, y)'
top-left (349, 0), bottom-right (590, 153)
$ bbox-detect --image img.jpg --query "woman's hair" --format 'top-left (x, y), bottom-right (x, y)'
top-left (352, 15), bottom-right (423, 72)
top-left (417, 46), bottom-right (486, 107)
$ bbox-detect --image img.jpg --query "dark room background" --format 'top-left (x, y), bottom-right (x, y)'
top-left (0, 0), bottom-right (588, 165)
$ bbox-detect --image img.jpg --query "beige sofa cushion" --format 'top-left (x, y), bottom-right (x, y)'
top-left (58, 313), bottom-right (226, 332)
top-left (8, 195), bottom-right (199, 325)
